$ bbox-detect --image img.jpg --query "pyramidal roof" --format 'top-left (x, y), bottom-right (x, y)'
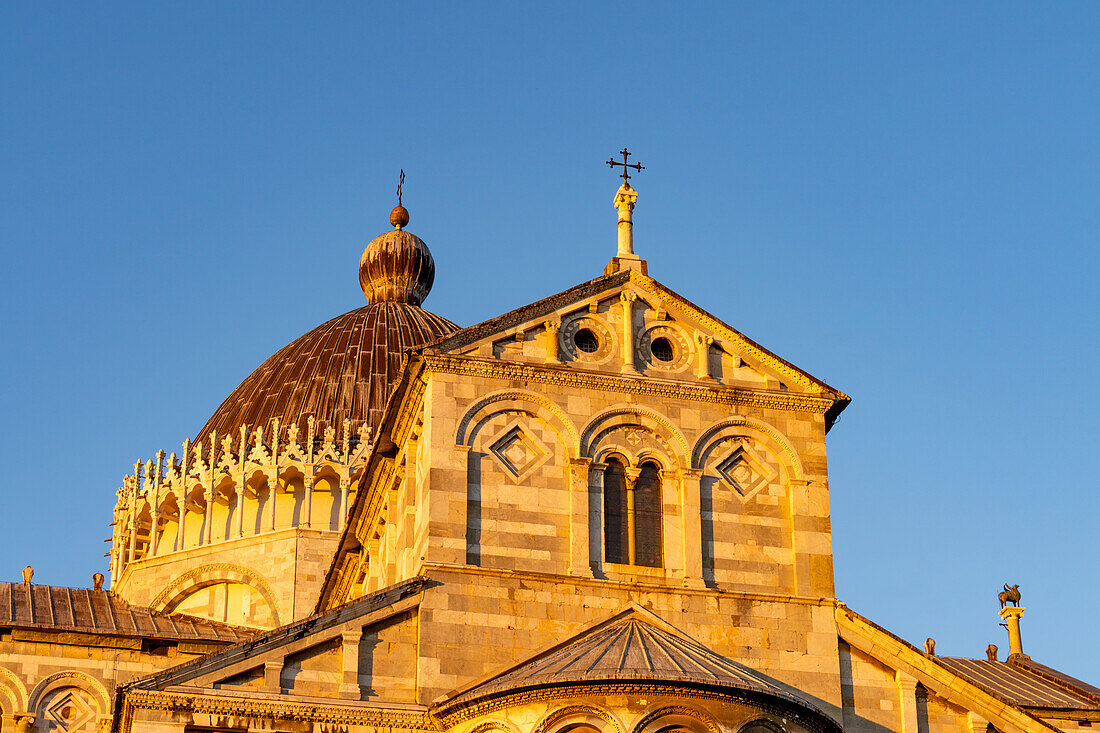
top-left (437, 605), bottom-right (835, 724)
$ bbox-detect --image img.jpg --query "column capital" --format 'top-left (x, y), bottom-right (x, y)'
top-left (895, 669), bottom-right (919, 691)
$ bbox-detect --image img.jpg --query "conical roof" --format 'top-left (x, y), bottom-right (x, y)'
top-left (438, 606), bottom-right (837, 726)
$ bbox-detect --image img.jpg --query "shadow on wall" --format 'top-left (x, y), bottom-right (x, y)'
top-left (466, 450), bottom-right (483, 566)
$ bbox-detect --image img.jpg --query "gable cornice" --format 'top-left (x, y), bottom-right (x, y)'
top-left (422, 354), bottom-right (836, 416)
top-left (835, 604), bottom-right (1059, 733)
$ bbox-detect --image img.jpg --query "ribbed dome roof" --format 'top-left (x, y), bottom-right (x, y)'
top-left (195, 205), bottom-right (458, 447)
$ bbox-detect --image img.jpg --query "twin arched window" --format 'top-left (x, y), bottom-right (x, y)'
top-left (603, 457), bottom-right (662, 567)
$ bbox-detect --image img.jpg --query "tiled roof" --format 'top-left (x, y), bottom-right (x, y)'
top-left (440, 608), bottom-right (837, 728)
top-left (938, 657), bottom-right (1100, 711)
top-left (124, 576), bottom-right (425, 691)
top-left (0, 582), bottom-right (253, 643)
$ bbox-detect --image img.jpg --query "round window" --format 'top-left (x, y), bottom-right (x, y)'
top-left (650, 336), bottom-right (675, 362)
top-left (574, 328), bottom-right (600, 353)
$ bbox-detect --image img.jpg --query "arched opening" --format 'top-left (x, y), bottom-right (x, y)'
top-left (603, 456), bottom-right (663, 567)
top-left (603, 456), bottom-right (629, 564)
top-left (165, 580), bottom-right (277, 628)
top-left (633, 461), bottom-right (663, 568)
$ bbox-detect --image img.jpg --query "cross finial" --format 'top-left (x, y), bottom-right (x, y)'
top-left (607, 148), bottom-right (644, 185)
top-left (396, 169), bottom-right (405, 207)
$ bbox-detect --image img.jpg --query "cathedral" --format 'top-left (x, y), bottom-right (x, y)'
top-left (1, 165), bottom-right (1096, 733)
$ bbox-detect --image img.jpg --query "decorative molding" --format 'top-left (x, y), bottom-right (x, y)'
top-left (123, 688), bottom-right (436, 729)
top-left (468, 719), bottom-right (523, 733)
top-left (637, 324), bottom-right (693, 373)
top-left (424, 356), bottom-right (835, 417)
top-left (456, 389), bottom-right (579, 451)
top-left (437, 682), bottom-right (838, 733)
top-left (691, 416), bottom-right (805, 479)
top-left (486, 420), bottom-right (553, 484)
top-left (28, 671), bottom-right (110, 716)
top-left (560, 314), bottom-right (617, 366)
top-left (0, 666), bottom-right (30, 713)
top-left (580, 406), bottom-right (690, 466)
top-left (531, 704), bottom-right (623, 733)
top-left (111, 414), bottom-right (372, 580)
top-left (631, 705), bottom-right (722, 733)
top-left (150, 562), bottom-right (281, 626)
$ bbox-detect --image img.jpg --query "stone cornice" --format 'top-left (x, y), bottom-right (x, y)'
top-left (123, 688), bottom-right (437, 728)
top-left (421, 355), bottom-right (836, 416)
top-left (434, 682), bottom-right (840, 733)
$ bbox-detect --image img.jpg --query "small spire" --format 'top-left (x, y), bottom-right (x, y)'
top-left (604, 148), bottom-right (648, 276)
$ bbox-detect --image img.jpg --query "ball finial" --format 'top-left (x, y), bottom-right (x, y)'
top-left (390, 205), bottom-right (409, 229)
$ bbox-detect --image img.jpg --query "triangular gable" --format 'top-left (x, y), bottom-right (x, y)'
top-left (435, 603), bottom-right (833, 726)
top-left (122, 576), bottom-right (424, 698)
top-left (835, 604), bottom-right (1061, 733)
top-left (426, 270), bottom-right (849, 426)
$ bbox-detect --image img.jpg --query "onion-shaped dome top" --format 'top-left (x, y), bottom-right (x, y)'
top-left (358, 205), bottom-right (434, 306)
top-left (195, 206), bottom-right (457, 447)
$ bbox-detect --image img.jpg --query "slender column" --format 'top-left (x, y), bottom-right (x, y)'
top-left (148, 510), bottom-right (160, 557)
top-left (203, 489), bottom-right (214, 545)
top-left (127, 502), bottom-right (138, 564)
top-left (624, 467), bottom-right (641, 564)
top-left (151, 451), bottom-right (164, 556)
top-left (1000, 606), bottom-right (1026, 656)
top-left (338, 630), bottom-right (363, 699)
top-left (339, 478), bottom-right (351, 530)
top-left (235, 427), bottom-right (247, 538)
top-left (176, 440), bottom-right (189, 551)
top-left (302, 475), bottom-right (314, 528)
top-left (176, 495), bottom-right (186, 551)
top-left (269, 420), bottom-right (280, 532)
top-left (620, 291), bottom-right (637, 373)
top-left (267, 470), bottom-right (278, 532)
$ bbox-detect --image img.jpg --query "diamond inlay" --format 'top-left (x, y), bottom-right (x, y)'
top-left (41, 688), bottom-right (97, 733)
top-left (488, 423), bottom-right (550, 483)
top-left (715, 441), bottom-right (777, 500)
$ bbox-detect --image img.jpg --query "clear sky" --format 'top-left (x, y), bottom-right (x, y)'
top-left (1, 4), bottom-right (1097, 679)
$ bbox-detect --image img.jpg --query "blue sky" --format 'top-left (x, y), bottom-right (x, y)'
top-left (1, 4), bottom-right (1097, 679)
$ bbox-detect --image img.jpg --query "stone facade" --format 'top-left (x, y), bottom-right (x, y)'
top-left (3, 189), bottom-right (1096, 733)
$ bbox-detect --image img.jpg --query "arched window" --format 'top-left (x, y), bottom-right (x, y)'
top-left (603, 456), bottom-right (629, 564)
top-left (602, 457), bottom-right (663, 568)
top-left (633, 461), bottom-right (663, 567)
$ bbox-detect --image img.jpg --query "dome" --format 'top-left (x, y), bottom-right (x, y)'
top-left (195, 206), bottom-right (458, 447)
